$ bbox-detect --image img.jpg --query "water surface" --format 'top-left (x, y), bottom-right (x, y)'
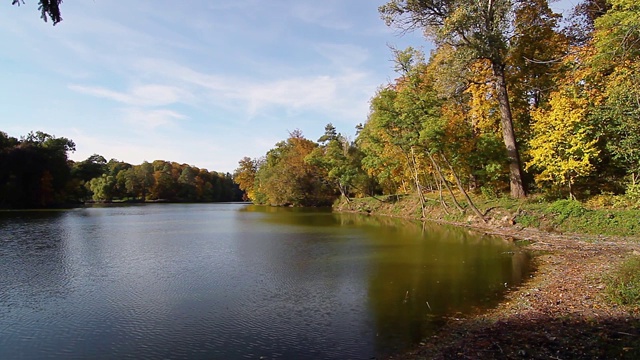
top-left (0, 203), bottom-right (530, 359)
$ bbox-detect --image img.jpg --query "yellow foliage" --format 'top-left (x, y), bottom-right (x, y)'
top-left (526, 88), bottom-right (599, 193)
top-left (465, 60), bottom-right (501, 133)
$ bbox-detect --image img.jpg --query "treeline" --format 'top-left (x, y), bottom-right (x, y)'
top-left (234, 127), bottom-right (374, 207)
top-left (234, 0), bottom-right (640, 212)
top-left (0, 130), bottom-right (242, 209)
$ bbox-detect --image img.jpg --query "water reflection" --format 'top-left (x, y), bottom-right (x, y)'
top-left (240, 206), bottom-right (531, 357)
top-left (0, 204), bottom-right (530, 360)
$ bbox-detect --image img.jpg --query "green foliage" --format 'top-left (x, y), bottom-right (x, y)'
top-left (480, 186), bottom-right (500, 200)
top-left (545, 199), bottom-right (587, 222)
top-left (626, 182), bottom-right (640, 203)
top-left (514, 213), bottom-right (540, 228)
top-left (380, 0), bottom-right (530, 199)
top-left (587, 0), bottom-right (640, 185)
top-left (593, 0), bottom-right (640, 64)
top-left (254, 130), bottom-right (335, 207)
top-left (606, 256), bottom-right (640, 306)
top-left (306, 129), bottom-right (366, 200)
top-left (0, 130), bottom-right (242, 208)
top-left (546, 206), bottom-right (639, 237)
top-left (0, 131), bottom-right (74, 208)
top-left (88, 175), bottom-right (116, 202)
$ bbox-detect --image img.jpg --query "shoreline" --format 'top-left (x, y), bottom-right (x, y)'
top-left (390, 217), bottom-right (640, 358)
top-left (335, 197), bottom-right (640, 358)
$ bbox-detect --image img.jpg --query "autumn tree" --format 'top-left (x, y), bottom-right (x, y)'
top-left (380, 0), bottom-right (532, 198)
top-left (233, 157), bottom-right (260, 202)
top-left (526, 85), bottom-right (599, 199)
top-left (592, 0), bottom-right (640, 184)
top-left (507, 0), bottom-right (568, 141)
top-left (357, 112), bottom-right (409, 194)
top-left (123, 162), bottom-right (154, 201)
top-left (306, 124), bottom-right (365, 203)
top-left (255, 130), bottom-right (333, 206)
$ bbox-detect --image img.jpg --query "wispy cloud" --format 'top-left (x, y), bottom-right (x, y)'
top-left (290, 1), bottom-right (352, 30)
top-left (132, 58), bottom-right (373, 121)
top-left (69, 84), bottom-right (190, 107)
top-left (121, 108), bottom-right (187, 130)
top-left (313, 43), bottom-right (370, 68)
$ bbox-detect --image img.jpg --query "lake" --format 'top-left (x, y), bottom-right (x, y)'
top-left (0, 203), bottom-right (530, 359)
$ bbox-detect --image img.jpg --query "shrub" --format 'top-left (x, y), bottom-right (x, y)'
top-left (585, 193), bottom-right (616, 209)
top-left (480, 185), bottom-right (499, 200)
top-left (546, 199), bottom-right (587, 222)
top-left (514, 213), bottom-right (540, 228)
top-left (606, 256), bottom-right (640, 306)
top-left (624, 183), bottom-right (640, 209)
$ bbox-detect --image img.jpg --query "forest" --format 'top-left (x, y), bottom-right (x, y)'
top-left (234, 0), bottom-right (640, 214)
top-left (0, 130), bottom-right (242, 209)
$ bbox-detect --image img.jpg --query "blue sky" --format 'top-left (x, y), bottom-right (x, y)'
top-left (1, 0), bottom-right (577, 173)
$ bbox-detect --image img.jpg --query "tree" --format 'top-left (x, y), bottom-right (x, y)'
top-left (233, 157), bottom-right (259, 202)
top-left (590, 0), bottom-right (640, 185)
top-left (565, 0), bottom-right (611, 46)
top-left (380, 0), bottom-right (530, 198)
top-left (526, 86), bottom-right (599, 199)
top-left (0, 131), bottom-right (19, 150)
top-left (306, 124), bottom-right (364, 203)
top-left (357, 111), bottom-right (408, 194)
top-left (0, 131), bottom-right (75, 207)
top-left (255, 130), bottom-right (332, 206)
top-left (151, 162), bottom-right (176, 200)
top-left (87, 174), bottom-right (116, 202)
top-left (72, 154), bottom-right (107, 182)
top-left (123, 162), bottom-right (154, 200)
top-left (12, 0), bottom-right (62, 25)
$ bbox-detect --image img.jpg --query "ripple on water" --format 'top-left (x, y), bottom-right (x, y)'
top-left (0, 205), bottom-right (530, 360)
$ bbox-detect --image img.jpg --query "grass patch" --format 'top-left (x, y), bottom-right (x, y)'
top-left (339, 192), bottom-right (640, 237)
top-left (606, 256), bottom-right (640, 306)
top-left (556, 209), bottom-right (640, 237)
top-left (545, 199), bottom-right (587, 223)
top-left (514, 213), bottom-right (540, 228)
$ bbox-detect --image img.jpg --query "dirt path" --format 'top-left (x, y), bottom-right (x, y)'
top-left (390, 226), bottom-right (640, 359)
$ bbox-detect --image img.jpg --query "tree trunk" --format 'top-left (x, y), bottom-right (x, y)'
top-left (440, 153), bottom-right (486, 223)
top-left (408, 147), bottom-right (427, 219)
top-left (428, 152), bottom-right (464, 214)
top-left (338, 182), bottom-right (351, 203)
top-left (433, 172), bottom-right (450, 214)
top-left (492, 62), bottom-right (526, 199)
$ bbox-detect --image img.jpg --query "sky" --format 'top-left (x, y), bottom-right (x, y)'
top-left (1, 0), bottom-right (578, 174)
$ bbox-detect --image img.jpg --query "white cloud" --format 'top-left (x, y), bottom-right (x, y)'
top-left (129, 84), bottom-right (189, 107)
top-left (314, 43), bottom-right (370, 68)
top-left (121, 108), bottom-right (187, 130)
top-left (69, 84), bottom-right (189, 107)
top-left (290, 1), bottom-right (351, 30)
top-left (68, 85), bottom-right (130, 103)
top-left (131, 57), bottom-right (373, 122)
